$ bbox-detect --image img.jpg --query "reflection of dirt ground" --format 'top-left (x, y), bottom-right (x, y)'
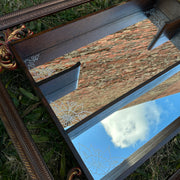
top-left (35, 19), bottom-right (180, 127)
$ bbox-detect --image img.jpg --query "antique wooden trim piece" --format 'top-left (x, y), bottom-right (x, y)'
top-left (67, 61), bottom-right (180, 139)
top-left (0, 25), bottom-right (33, 71)
top-left (165, 17), bottom-right (180, 39)
top-left (0, 80), bottom-right (53, 180)
top-left (133, 0), bottom-right (157, 10)
top-left (102, 117), bottom-right (180, 180)
top-left (11, 1), bottom-right (150, 68)
top-left (157, 0), bottom-right (180, 20)
top-left (0, 0), bottom-right (93, 31)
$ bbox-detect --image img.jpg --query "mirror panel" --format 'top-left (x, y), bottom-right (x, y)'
top-left (72, 71), bottom-right (180, 179)
top-left (28, 19), bottom-right (180, 129)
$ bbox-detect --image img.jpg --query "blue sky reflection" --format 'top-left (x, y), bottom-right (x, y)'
top-left (72, 92), bottom-right (180, 180)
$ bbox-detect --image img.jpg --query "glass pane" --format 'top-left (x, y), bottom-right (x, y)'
top-left (72, 71), bottom-right (180, 179)
top-left (29, 19), bottom-right (180, 128)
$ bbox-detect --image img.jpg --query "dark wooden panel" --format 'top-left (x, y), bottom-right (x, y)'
top-left (11, 1), bottom-right (147, 68)
top-left (165, 17), bottom-right (180, 39)
top-left (102, 117), bottom-right (180, 180)
top-left (171, 31), bottom-right (180, 50)
top-left (0, 0), bottom-right (92, 30)
top-left (157, 0), bottom-right (180, 20)
top-left (67, 62), bottom-right (180, 140)
top-left (38, 62), bottom-right (81, 102)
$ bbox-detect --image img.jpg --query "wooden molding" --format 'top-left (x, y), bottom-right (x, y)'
top-left (0, 0), bottom-right (92, 30)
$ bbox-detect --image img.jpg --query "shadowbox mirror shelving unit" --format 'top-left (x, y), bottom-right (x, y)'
top-left (0, 0), bottom-right (180, 179)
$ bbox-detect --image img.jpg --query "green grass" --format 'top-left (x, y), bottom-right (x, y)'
top-left (0, 0), bottom-right (180, 179)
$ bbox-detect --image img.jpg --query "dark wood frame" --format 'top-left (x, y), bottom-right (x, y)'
top-left (0, 0), bottom-right (93, 30)
top-left (1, 0), bottom-right (180, 179)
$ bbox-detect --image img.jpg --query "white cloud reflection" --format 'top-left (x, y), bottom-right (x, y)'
top-left (101, 101), bottom-right (161, 148)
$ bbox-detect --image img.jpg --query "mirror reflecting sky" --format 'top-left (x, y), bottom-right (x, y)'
top-left (72, 91), bottom-right (180, 179)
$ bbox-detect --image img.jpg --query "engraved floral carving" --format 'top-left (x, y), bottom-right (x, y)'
top-left (0, 25), bottom-right (33, 72)
top-left (67, 168), bottom-right (82, 180)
